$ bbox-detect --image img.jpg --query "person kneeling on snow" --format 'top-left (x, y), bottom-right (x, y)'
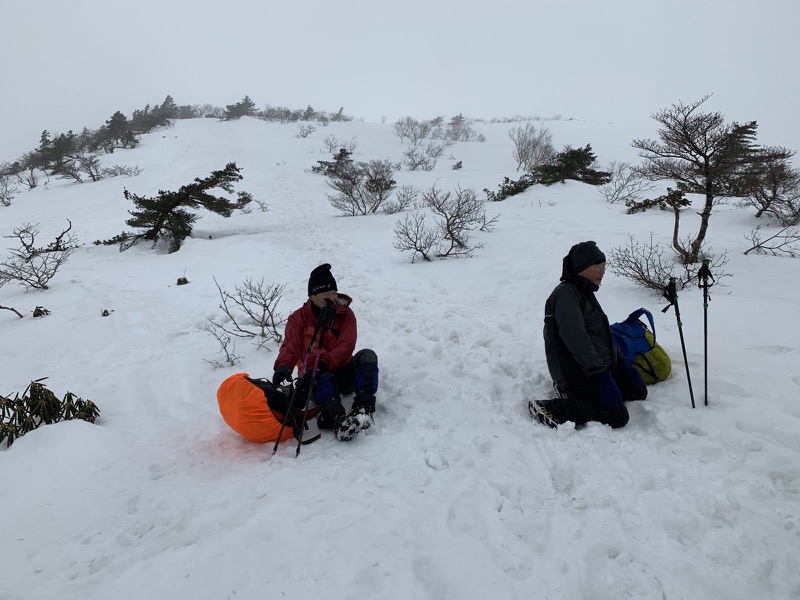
top-left (272, 263), bottom-right (379, 441)
top-left (531, 241), bottom-right (646, 429)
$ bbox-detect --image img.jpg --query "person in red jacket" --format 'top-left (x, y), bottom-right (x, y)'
top-left (273, 263), bottom-right (379, 441)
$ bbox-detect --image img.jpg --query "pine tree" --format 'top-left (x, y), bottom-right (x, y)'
top-left (632, 95), bottom-right (793, 263)
top-left (100, 111), bottom-right (138, 152)
top-left (224, 96), bottom-right (256, 120)
top-left (50, 132), bottom-right (77, 174)
top-left (105, 163), bottom-right (253, 253)
top-left (534, 144), bottom-right (611, 186)
top-left (159, 94), bottom-right (178, 120)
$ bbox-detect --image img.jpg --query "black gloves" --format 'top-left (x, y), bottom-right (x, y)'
top-left (272, 365), bottom-right (292, 387)
top-left (619, 356), bottom-right (646, 394)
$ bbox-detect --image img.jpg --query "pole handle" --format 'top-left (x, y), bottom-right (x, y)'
top-left (662, 277), bottom-right (678, 312)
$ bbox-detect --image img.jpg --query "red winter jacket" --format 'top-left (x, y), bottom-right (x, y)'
top-left (274, 294), bottom-right (357, 375)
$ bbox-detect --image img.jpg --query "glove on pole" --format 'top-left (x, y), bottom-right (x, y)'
top-left (662, 277), bottom-right (696, 409)
top-left (697, 259), bottom-right (715, 406)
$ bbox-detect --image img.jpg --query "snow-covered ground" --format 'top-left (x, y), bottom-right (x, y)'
top-left (1, 116), bottom-right (798, 600)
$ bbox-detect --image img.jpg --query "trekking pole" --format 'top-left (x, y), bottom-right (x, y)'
top-left (271, 301), bottom-right (331, 455)
top-left (662, 277), bottom-right (696, 409)
top-left (294, 299), bottom-right (334, 457)
top-left (697, 259), bottom-right (715, 406)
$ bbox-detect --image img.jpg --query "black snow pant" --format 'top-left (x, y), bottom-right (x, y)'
top-left (545, 360), bottom-right (647, 428)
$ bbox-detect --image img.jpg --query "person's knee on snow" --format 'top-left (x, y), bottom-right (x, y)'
top-left (603, 404), bottom-right (630, 428)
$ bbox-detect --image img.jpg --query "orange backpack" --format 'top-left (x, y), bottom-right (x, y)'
top-left (217, 372), bottom-right (320, 443)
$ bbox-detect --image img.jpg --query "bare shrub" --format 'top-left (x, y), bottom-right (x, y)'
top-left (59, 153), bottom-right (103, 183)
top-left (425, 185), bottom-right (495, 256)
top-left (80, 154), bottom-right (104, 182)
top-left (58, 160), bottom-right (83, 183)
top-left (403, 141), bottom-right (451, 171)
top-left (204, 322), bottom-right (243, 368)
top-left (251, 198), bottom-right (269, 212)
top-left (322, 135), bottom-right (358, 154)
top-left (744, 226), bottom-right (800, 257)
top-left (608, 233), bottom-right (680, 292)
top-left (394, 185), bottom-right (496, 262)
top-left (394, 116), bottom-right (435, 144)
top-left (327, 159), bottom-right (397, 215)
top-left (393, 212), bottom-right (438, 262)
top-left (1, 174), bottom-right (19, 206)
top-left (0, 302), bottom-right (24, 318)
top-left (208, 276), bottom-right (286, 349)
top-left (402, 145), bottom-right (433, 171)
top-left (598, 161), bottom-right (656, 204)
top-left (195, 104), bottom-right (225, 119)
top-left (508, 122), bottom-right (554, 172)
top-left (1, 221), bottom-right (78, 290)
top-left (0, 276), bottom-right (23, 318)
top-left (16, 166), bottom-right (39, 190)
top-left (434, 114), bottom-right (485, 142)
top-left (382, 184), bottom-right (418, 214)
top-left (295, 124), bottom-right (317, 138)
top-left (102, 164), bottom-right (144, 178)
top-left (609, 233), bottom-right (729, 292)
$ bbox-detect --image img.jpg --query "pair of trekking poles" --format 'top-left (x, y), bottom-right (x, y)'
top-left (661, 259), bottom-right (715, 408)
top-left (272, 299), bottom-right (335, 457)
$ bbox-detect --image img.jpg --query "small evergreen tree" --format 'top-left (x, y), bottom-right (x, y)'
top-left (159, 94), bottom-right (178, 120)
top-left (98, 163), bottom-right (252, 253)
top-left (311, 148), bottom-right (354, 178)
top-left (99, 111), bottom-right (138, 152)
top-left (534, 144), bottom-right (611, 186)
top-left (224, 96), bottom-right (256, 120)
top-left (484, 172), bottom-right (539, 201)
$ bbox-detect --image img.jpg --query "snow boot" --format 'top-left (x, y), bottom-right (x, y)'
top-left (528, 400), bottom-right (560, 429)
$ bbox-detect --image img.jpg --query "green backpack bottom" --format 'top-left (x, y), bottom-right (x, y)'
top-left (634, 329), bottom-right (672, 385)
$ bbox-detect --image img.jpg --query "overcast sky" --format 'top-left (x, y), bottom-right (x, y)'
top-left (2, 0), bottom-right (798, 161)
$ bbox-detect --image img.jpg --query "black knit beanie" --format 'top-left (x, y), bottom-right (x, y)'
top-left (567, 241), bottom-right (606, 274)
top-left (308, 263), bottom-right (337, 296)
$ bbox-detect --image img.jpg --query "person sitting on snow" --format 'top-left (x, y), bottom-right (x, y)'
top-left (531, 241), bottom-right (647, 429)
top-left (272, 263), bottom-right (379, 441)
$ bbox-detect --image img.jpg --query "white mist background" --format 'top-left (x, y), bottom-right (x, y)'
top-left (2, 0), bottom-right (799, 161)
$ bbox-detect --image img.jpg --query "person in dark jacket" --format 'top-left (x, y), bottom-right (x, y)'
top-left (272, 263), bottom-right (379, 441)
top-left (532, 241), bottom-right (646, 429)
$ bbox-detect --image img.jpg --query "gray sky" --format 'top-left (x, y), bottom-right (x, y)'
top-left (2, 0), bottom-right (798, 161)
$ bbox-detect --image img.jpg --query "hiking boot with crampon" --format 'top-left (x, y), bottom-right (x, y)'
top-left (334, 413), bottom-right (371, 441)
top-left (348, 394), bottom-right (375, 431)
top-left (528, 400), bottom-right (560, 429)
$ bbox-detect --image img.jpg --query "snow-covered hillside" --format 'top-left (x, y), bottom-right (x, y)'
top-left (1, 117), bottom-right (798, 600)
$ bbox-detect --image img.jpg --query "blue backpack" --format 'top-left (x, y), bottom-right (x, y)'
top-left (611, 308), bottom-right (671, 385)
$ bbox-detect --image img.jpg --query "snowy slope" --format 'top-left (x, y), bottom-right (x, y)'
top-left (1, 117), bottom-right (798, 600)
